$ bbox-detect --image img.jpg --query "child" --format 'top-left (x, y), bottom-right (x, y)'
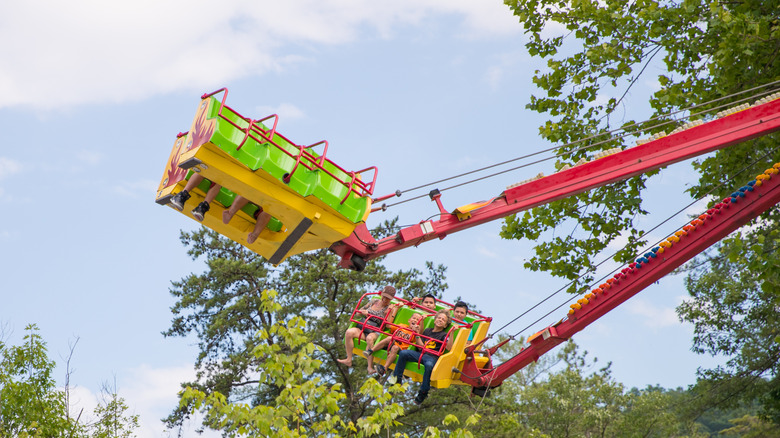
top-left (386, 310), bottom-right (453, 404)
top-left (364, 313), bottom-right (423, 376)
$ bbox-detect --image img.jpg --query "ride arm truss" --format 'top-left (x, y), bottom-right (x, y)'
top-left (457, 160), bottom-right (780, 390)
top-left (331, 98), bottom-right (780, 270)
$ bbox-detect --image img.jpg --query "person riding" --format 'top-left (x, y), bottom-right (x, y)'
top-left (411, 294), bottom-right (437, 312)
top-left (386, 309), bottom-right (454, 404)
top-left (222, 194), bottom-right (272, 244)
top-left (365, 313), bottom-right (423, 376)
top-left (337, 286), bottom-right (399, 369)
top-left (452, 301), bottom-right (469, 322)
top-left (169, 174), bottom-right (221, 222)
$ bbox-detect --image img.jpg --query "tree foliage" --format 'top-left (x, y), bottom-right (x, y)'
top-left (678, 231), bottom-right (780, 423)
top-left (180, 289), bottom-right (483, 437)
top-left (502, 0), bottom-right (780, 289)
top-left (164, 224), bottom-right (450, 429)
top-left (163, 233), bottom-right (776, 436)
top-left (0, 324), bottom-right (72, 437)
top-left (0, 324), bottom-right (139, 438)
top-left (502, 0), bottom-right (780, 423)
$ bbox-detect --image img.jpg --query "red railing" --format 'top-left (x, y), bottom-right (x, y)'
top-left (199, 88), bottom-right (378, 201)
top-left (347, 292), bottom-right (489, 363)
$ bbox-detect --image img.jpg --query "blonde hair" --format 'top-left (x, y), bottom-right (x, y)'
top-left (435, 310), bottom-right (451, 328)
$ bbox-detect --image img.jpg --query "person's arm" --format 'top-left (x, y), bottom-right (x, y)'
top-left (445, 329), bottom-right (455, 352)
top-left (357, 299), bottom-right (375, 317)
top-left (385, 303), bottom-right (400, 321)
top-left (412, 327), bottom-right (426, 348)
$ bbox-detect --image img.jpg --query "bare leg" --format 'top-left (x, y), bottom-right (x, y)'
top-left (190, 183), bottom-right (222, 221)
top-left (223, 195), bottom-right (250, 224)
top-left (385, 344), bottom-right (402, 370)
top-left (367, 337), bottom-right (392, 374)
top-left (184, 174), bottom-right (205, 192)
top-left (247, 211), bottom-right (271, 244)
top-left (363, 333), bottom-right (380, 373)
top-left (336, 327), bottom-right (364, 367)
top-left (204, 183), bottom-right (221, 203)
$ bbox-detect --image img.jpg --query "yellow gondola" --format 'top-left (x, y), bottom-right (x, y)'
top-left (156, 89), bottom-right (377, 264)
top-left (347, 293), bottom-right (492, 389)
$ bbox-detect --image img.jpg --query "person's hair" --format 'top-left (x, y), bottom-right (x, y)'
top-left (423, 293), bottom-right (436, 301)
top-left (435, 310), bottom-right (452, 328)
top-left (454, 301), bottom-right (469, 312)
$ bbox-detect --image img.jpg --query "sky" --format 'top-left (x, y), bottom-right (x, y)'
top-left (0, 1), bottom-right (730, 436)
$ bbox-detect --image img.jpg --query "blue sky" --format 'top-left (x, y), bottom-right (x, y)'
top-left (0, 1), bottom-right (725, 436)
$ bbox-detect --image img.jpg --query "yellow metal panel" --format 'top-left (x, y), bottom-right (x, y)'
top-left (168, 188), bottom-right (288, 259)
top-left (451, 319), bottom-right (492, 385)
top-left (177, 141), bottom-right (358, 263)
top-left (428, 328), bottom-right (470, 388)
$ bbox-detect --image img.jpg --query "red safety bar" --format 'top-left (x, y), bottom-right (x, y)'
top-left (199, 88), bottom-right (379, 199)
top-left (347, 292), bottom-right (483, 360)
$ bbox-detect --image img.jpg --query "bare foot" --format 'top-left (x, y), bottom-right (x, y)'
top-left (247, 230), bottom-right (260, 244)
top-left (336, 358), bottom-right (353, 367)
top-left (367, 366), bottom-right (377, 374)
top-left (223, 208), bottom-right (236, 224)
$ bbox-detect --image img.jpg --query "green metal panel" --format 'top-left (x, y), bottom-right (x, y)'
top-left (202, 97), bottom-right (370, 224)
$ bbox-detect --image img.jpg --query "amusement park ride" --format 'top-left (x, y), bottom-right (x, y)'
top-left (157, 87), bottom-right (780, 396)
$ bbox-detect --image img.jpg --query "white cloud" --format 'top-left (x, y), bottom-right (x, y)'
top-left (122, 364), bottom-right (222, 438)
top-left (76, 150), bottom-right (103, 166)
top-left (0, 157), bottom-right (22, 179)
top-left (0, 0), bottom-right (521, 111)
top-left (66, 385), bottom-right (100, 423)
top-left (112, 179), bottom-right (159, 198)
top-left (624, 297), bottom-right (680, 328)
top-left (255, 102), bottom-right (306, 121)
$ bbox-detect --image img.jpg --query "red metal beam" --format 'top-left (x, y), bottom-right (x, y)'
top-left (331, 98), bottom-right (780, 269)
top-left (457, 165), bottom-right (780, 389)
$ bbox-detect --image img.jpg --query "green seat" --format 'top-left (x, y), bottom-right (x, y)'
top-left (198, 96), bottom-right (372, 224)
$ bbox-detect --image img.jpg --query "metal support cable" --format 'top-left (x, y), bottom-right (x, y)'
top-left (385, 81), bottom-right (780, 205)
top-left (501, 148), bottom-right (779, 340)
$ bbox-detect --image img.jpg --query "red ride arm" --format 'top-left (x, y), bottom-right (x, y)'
top-left (458, 164), bottom-right (780, 389)
top-left (331, 98), bottom-right (780, 270)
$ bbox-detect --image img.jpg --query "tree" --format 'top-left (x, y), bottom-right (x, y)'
top-left (502, 0), bottom-right (780, 286)
top-left (502, 0), bottom-right (780, 422)
top-left (164, 223), bottom-right (450, 430)
top-left (0, 324), bottom-right (139, 438)
top-left (718, 414), bottom-right (780, 438)
top-left (180, 289), bottom-right (484, 437)
top-left (677, 233), bottom-right (780, 423)
top-left (90, 381), bottom-right (140, 438)
top-left (0, 324), bottom-right (73, 437)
